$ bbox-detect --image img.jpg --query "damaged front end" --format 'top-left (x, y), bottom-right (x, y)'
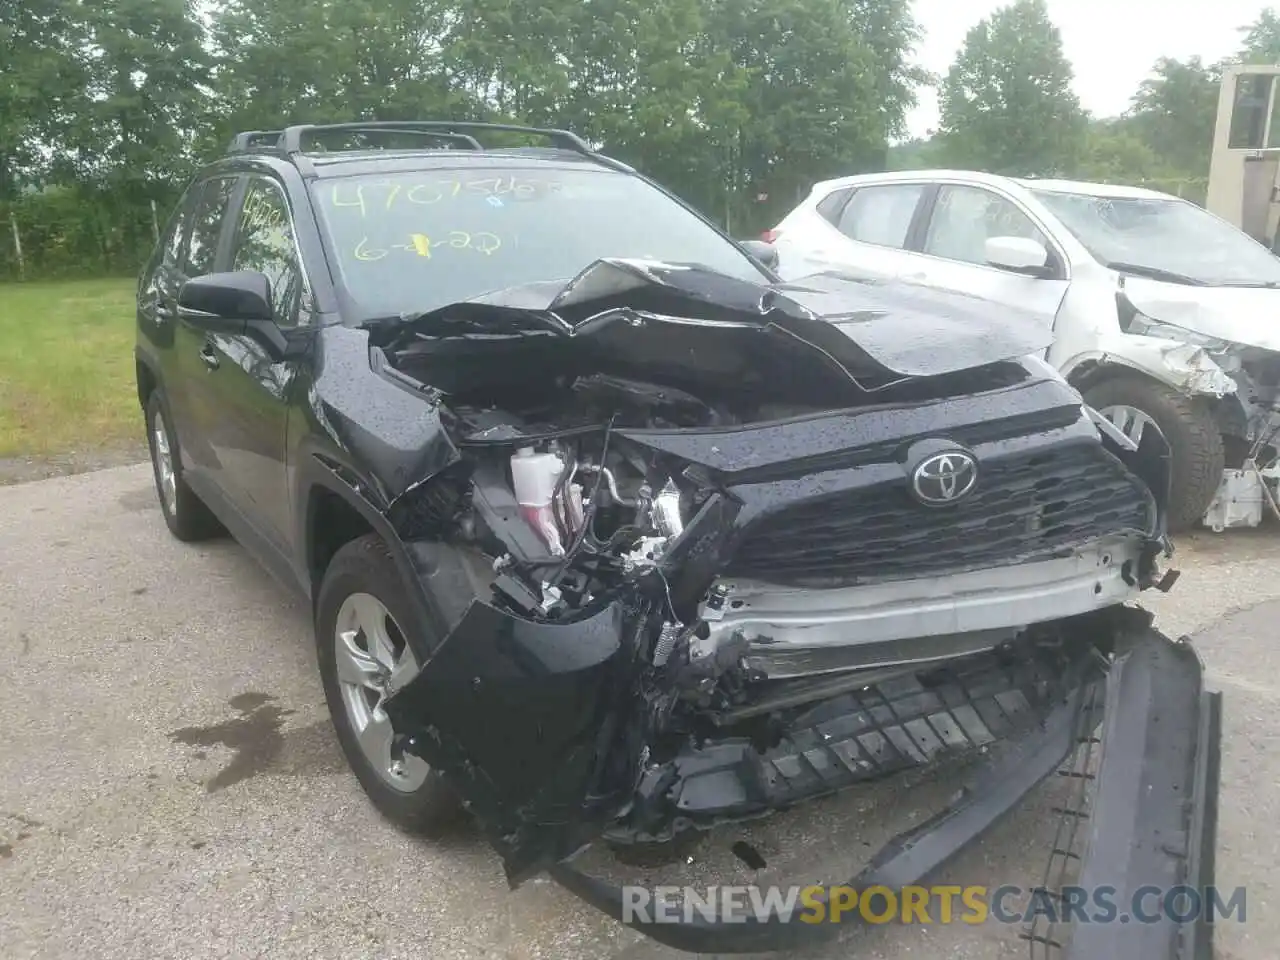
top-left (359, 260), bottom-right (1216, 953)
top-left (1113, 284), bottom-right (1280, 526)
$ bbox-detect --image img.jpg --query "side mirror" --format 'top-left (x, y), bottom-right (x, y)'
top-left (985, 236), bottom-right (1051, 276)
top-left (178, 271), bottom-right (274, 330)
top-left (177, 271), bottom-right (304, 361)
top-left (739, 239), bottom-right (780, 270)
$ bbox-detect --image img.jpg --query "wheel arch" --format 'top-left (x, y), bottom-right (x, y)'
top-left (296, 454), bottom-right (463, 662)
top-left (297, 457), bottom-right (395, 596)
top-left (1065, 355), bottom-right (1248, 442)
top-left (307, 484), bottom-right (378, 593)
top-left (1061, 345), bottom-right (1238, 399)
top-left (1070, 363), bottom-right (1228, 530)
top-left (1064, 355), bottom-right (1186, 396)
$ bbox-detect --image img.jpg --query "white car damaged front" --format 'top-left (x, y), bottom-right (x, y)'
top-left (767, 173), bottom-right (1280, 531)
top-left (1091, 274), bottom-right (1280, 529)
top-left (1024, 183), bottom-right (1280, 530)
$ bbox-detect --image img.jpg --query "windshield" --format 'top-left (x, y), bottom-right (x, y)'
top-left (1032, 189), bottom-right (1280, 286)
top-left (311, 166), bottom-right (769, 317)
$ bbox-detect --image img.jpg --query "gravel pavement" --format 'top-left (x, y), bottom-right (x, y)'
top-left (2, 463), bottom-right (1277, 960)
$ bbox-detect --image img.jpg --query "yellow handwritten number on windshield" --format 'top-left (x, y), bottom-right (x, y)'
top-left (331, 184), bottom-right (367, 218)
top-left (407, 183), bottom-right (443, 205)
top-left (354, 237), bottom-right (387, 261)
top-left (330, 178), bottom-right (564, 213)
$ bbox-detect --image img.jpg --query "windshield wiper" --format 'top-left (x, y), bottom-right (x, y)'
top-left (1105, 261), bottom-right (1207, 286)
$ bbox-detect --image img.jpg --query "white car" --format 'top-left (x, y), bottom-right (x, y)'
top-left (766, 170), bottom-right (1280, 530)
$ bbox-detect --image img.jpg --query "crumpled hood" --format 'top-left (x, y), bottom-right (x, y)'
top-left (413, 258), bottom-right (1052, 379)
top-left (1123, 276), bottom-right (1280, 353)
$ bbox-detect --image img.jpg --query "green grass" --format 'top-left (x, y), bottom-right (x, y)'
top-left (0, 277), bottom-right (140, 457)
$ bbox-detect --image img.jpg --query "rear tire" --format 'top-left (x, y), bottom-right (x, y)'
top-left (145, 390), bottom-right (223, 542)
top-left (1085, 377), bottom-right (1224, 532)
top-left (315, 534), bottom-right (468, 836)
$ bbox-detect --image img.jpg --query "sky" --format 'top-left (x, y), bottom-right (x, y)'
top-left (905, 0), bottom-right (1270, 137)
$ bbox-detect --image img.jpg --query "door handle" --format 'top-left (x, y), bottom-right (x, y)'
top-left (199, 341), bottom-right (220, 370)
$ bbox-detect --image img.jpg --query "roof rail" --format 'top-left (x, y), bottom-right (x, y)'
top-left (227, 129), bottom-right (285, 154)
top-left (277, 121), bottom-right (595, 158)
top-left (226, 125), bottom-right (486, 156)
top-left (295, 124), bottom-right (485, 152)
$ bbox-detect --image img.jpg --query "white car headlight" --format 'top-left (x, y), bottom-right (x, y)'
top-left (1125, 311), bottom-right (1230, 352)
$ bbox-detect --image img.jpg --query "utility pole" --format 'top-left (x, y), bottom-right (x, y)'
top-left (10, 216), bottom-right (24, 279)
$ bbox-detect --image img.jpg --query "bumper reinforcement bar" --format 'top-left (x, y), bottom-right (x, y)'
top-left (548, 629), bottom-right (1221, 955)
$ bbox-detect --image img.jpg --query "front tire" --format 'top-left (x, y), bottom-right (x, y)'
top-left (315, 534), bottom-right (467, 836)
top-left (1085, 377), bottom-right (1224, 532)
top-left (145, 390), bottom-right (223, 542)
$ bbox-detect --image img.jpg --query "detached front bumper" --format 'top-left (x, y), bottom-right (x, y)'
top-left (549, 626), bottom-right (1222, 957)
top-left (1060, 630), bottom-right (1221, 960)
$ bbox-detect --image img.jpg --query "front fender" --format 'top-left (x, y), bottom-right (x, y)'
top-left (292, 452), bottom-right (472, 663)
top-left (307, 324), bottom-right (462, 506)
top-left (1060, 342), bottom-right (1238, 399)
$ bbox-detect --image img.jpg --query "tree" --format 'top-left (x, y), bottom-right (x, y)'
top-left (1075, 120), bottom-right (1167, 184)
top-left (1240, 7), bottom-right (1280, 63)
top-left (62, 0), bottom-right (212, 188)
top-left (842, 0), bottom-right (933, 145)
top-left (3, 0), bottom-right (927, 274)
top-left (936, 0), bottom-right (1086, 176)
top-left (887, 136), bottom-right (943, 170)
top-left (558, 0), bottom-right (719, 192)
top-left (446, 0), bottom-right (578, 123)
top-left (0, 0), bottom-right (89, 198)
top-left (455, 0), bottom-right (922, 232)
top-left (208, 0), bottom-right (474, 153)
top-left (697, 0), bottom-right (889, 229)
top-left (1123, 56), bottom-right (1220, 178)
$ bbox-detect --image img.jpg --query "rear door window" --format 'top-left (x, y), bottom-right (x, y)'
top-left (815, 188), bottom-right (854, 224)
top-left (833, 184), bottom-right (925, 249)
top-left (183, 177), bottom-right (237, 277)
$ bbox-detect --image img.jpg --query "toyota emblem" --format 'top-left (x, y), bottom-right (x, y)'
top-left (910, 451), bottom-right (978, 506)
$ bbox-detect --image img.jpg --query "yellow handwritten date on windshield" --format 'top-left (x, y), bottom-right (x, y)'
top-left (352, 232), bottom-right (503, 262)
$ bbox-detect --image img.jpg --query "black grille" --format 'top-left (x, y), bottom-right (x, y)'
top-left (725, 443), bottom-right (1155, 586)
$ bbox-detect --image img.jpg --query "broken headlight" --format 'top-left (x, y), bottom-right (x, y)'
top-left (1127, 313), bottom-right (1229, 350)
top-left (1117, 292), bottom-right (1232, 352)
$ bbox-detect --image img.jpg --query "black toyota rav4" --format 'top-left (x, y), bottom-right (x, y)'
top-left (136, 122), bottom-right (1221, 956)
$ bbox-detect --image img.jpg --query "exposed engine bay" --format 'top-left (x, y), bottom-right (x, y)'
top-left (340, 260), bottom-right (1195, 913)
top-left (377, 259), bottom-right (1070, 633)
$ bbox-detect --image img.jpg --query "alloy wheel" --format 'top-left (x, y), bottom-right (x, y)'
top-left (1098, 404), bottom-right (1162, 447)
top-left (333, 591), bottom-right (430, 792)
top-left (152, 417), bottom-right (177, 516)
